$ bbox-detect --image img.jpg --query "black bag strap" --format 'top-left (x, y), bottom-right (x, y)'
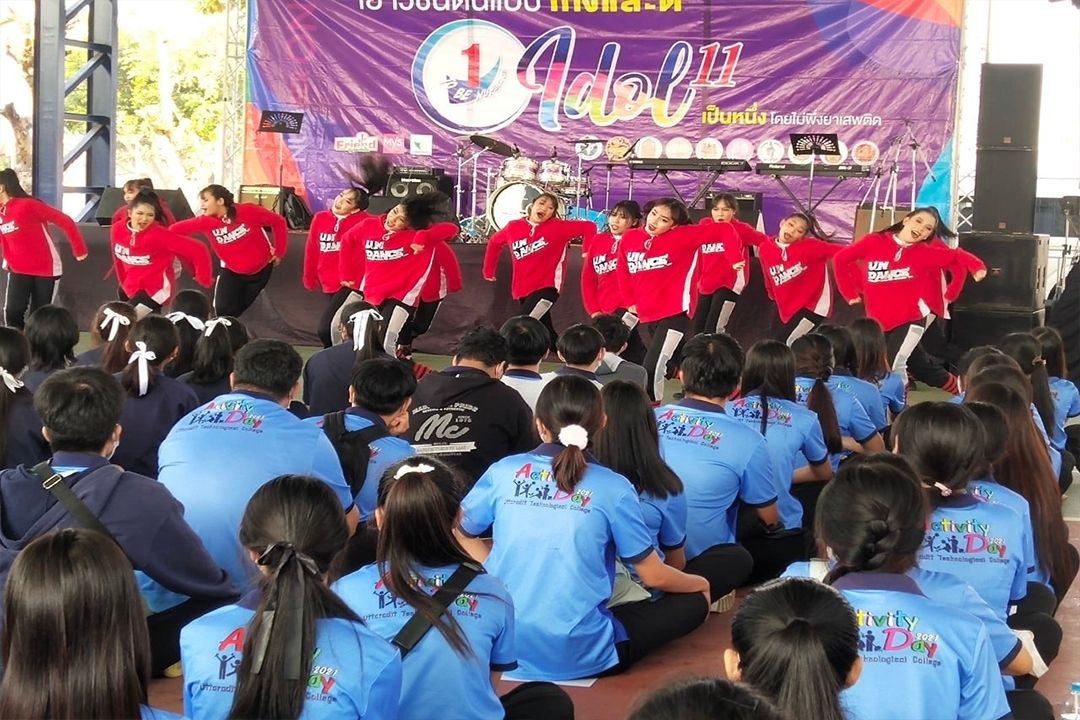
top-left (31, 461), bottom-right (117, 543)
top-left (321, 413), bottom-right (391, 497)
top-left (391, 562), bottom-right (482, 658)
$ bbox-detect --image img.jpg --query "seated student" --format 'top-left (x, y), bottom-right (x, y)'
top-left (542, 323), bottom-right (605, 388)
top-left (595, 380), bottom-right (753, 607)
top-left (818, 324), bottom-right (888, 433)
top-left (180, 475), bottom-right (402, 720)
top-left (336, 457), bottom-right (575, 720)
top-left (592, 314), bottom-right (648, 389)
top-left (800, 454), bottom-right (1012, 720)
top-left (0, 368), bottom-right (237, 676)
top-left (729, 340), bottom-right (831, 582)
top-left (656, 334), bottom-right (781, 574)
top-left (73, 301), bottom-right (137, 371)
top-left (177, 316), bottom-right (249, 405)
top-left (626, 676), bottom-right (785, 720)
top-left (111, 316), bottom-right (200, 479)
top-left (965, 381), bottom-right (1078, 607)
top-left (0, 529), bottom-right (186, 720)
top-left (22, 304), bottom-right (79, 392)
top-left (791, 334), bottom-right (883, 471)
top-left (303, 300), bottom-right (390, 416)
top-left (404, 327), bottom-right (535, 487)
top-left (0, 328), bottom-right (48, 470)
top-left (849, 317), bottom-right (907, 422)
top-left (726, 577), bottom-right (862, 720)
top-left (158, 339), bottom-right (354, 591)
top-left (165, 289), bottom-right (213, 379)
top-left (499, 315), bottom-right (552, 412)
top-left (459, 376), bottom-right (711, 680)
top-left (1031, 326), bottom-right (1080, 461)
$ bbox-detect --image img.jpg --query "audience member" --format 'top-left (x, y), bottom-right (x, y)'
top-left (22, 304), bottom-right (78, 392)
top-left (543, 323), bottom-right (605, 388)
top-left (74, 301), bottom-right (137, 371)
top-left (626, 677), bottom-right (785, 720)
top-left (0, 327), bottom-right (47, 470)
top-left (592, 314), bottom-right (648, 389)
top-left (165, 289), bottom-right (213, 379)
top-left (303, 300), bottom-right (390, 416)
top-left (177, 316), bottom-right (249, 405)
top-left (499, 315), bottom-right (552, 411)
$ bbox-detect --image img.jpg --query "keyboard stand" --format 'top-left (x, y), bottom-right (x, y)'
top-left (762, 172), bottom-right (854, 216)
top-left (632, 168), bottom-right (723, 209)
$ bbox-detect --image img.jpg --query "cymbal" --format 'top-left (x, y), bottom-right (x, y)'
top-left (470, 135), bottom-right (515, 157)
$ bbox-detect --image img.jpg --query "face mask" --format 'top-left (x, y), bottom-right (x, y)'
top-left (105, 436), bottom-right (120, 461)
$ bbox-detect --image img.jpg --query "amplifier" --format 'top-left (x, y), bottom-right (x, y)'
top-left (953, 232), bottom-right (1049, 312)
top-left (238, 185), bottom-right (294, 212)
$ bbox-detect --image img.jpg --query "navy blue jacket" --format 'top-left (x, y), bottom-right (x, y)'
top-left (303, 344), bottom-right (393, 417)
top-left (112, 374), bottom-right (201, 478)
top-left (3, 391), bottom-right (49, 471)
top-left (177, 371), bottom-right (232, 406)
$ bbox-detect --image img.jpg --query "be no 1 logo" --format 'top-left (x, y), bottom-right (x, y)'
top-left (412, 20), bottom-right (532, 133)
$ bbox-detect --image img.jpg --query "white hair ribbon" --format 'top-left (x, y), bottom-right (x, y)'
top-left (350, 309), bottom-right (383, 351)
top-left (558, 424), bottom-right (589, 449)
top-left (128, 341), bottom-right (157, 396)
top-left (0, 366), bottom-right (23, 394)
top-left (99, 307), bottom-right (131, 342)
top-left (203, 317), bottom-right (233, 337)
top-left (393, 462), bottom-right (435, 480)
top-left (166, 311), bottom-right (206, 332)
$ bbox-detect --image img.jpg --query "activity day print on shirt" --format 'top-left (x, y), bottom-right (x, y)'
top-left (245, 0), bottom-right (961, 237)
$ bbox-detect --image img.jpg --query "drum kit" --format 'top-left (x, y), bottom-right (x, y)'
top-left (454, 134), bottom-right (606, 241)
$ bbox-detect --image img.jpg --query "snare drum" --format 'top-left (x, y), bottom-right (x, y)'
top-left (486, 181), bottom-right (565, 231)
top-left (538, 160), bottom-right (571, 188)
top-left (564, 175), bottom-right (591, 198)
top-left (499, 156), bottom-right (538, 183)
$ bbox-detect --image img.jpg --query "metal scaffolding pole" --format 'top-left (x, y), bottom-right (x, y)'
top-left (221, 0), bottom-right (247, 191)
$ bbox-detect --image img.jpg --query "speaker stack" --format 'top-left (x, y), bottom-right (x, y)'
top-left (95, 187), bottom-right (195, 225)
top-left (952, 63), bottom-right (1049, 349)
top-left (368, 166), bottom-right (456, 217)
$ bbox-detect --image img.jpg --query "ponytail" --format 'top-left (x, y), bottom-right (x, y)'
top-left (92, 302), bottom-right (138, 374)
top-left (189, 317), bottom-right (249, 385)
top-left (792, 335), bottom-right (843, 454)
top-left (997, 333), bottom-right (1056, 435)
top-left (340, 300), bottom-right (386, 369)
top-left (232, 475), bottom-right (356, 720)
top-left (168, 290), bottom-right (213, 377)
top-left (376, 459), bottom-right (475, 657)
top-left (0, 328), bottom-right (29, 467)
top-left (120, 316), bottom-right (177, 398)
top-left (535, 375), bottom-right (604, 494)
top-left (344, 155), bottom-right (391, 212)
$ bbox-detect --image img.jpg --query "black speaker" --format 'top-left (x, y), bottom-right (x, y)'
top-left (387, 167), bottom-right (454, 200)
top-left (95, 186), bottom-right (195, 225)
top-left (238, 184), bottom-right (294, 212)
top-left (854, 205), bottom-right (911, 239)
top-left (976, 64), bottom-right (1042, 150)
top-left (950, 308), bottom-right (1045, 351)
top-left (972, 149), bottom-right (1038, 233)
top-left (366, 195), bottom-right (455, 221)
top-left (953, 232), bottom-right (1049, 312)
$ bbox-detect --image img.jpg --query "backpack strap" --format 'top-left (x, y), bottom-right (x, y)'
top-left (391, 562), bottom-right (482, 658)
top-left (31, 461), bottom-right (117, 543)
top-left (321, 413), bottom-right (391, 497)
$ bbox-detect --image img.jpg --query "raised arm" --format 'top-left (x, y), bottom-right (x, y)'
top-left (169, 215), bottom-right (215, 240)
top-left (164, 231), bottom-right (214, 288)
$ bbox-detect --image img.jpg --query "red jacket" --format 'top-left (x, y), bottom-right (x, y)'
top-left (581, 232), bottom-right (628, 315)
top-left (350, 217), bottom-right (458, 306)
top-left (171, 203), bottom-right (287, 275)
top-left (758, 237), bottom-right (842, 323)
top-left (111, 222), bottom-right (213, 304)
top-left (923, 237), bottom-right (968, 319)
top-left (616, 225), bottom-right (705, 323)
top-left (0, 198), bottom-right (86, 276)
top-left (699, 217), bottom-right (769, 293)
top-left (421, 242), bottom-right (464, 303)
top-left (483, 218), bottom-right (597, 299)
top-left (834, 232), bottom-right (986, 331)
top-left (303, 210), bottom-right (368, 293)
top-left (694, 221), bottom-right (744, 295)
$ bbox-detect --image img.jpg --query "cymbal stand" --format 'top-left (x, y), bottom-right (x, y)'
top-left (898, 120), bottom-right (937, 209)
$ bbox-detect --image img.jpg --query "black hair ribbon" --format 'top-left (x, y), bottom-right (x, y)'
top-left (250, 542), bottom-right (322, 680)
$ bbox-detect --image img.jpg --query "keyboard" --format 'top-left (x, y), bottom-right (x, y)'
top-left (755, 163), bottom-right (871, 178)
top-left (627, 158), bottom-right (752, 172)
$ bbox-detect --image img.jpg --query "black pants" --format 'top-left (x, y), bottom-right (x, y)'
top-left (520, 287), bottom-right (560, 351)
top-left (4, 272), bottom-right (57, 329)
top-left (501, 682), bottom-right (575, 720)
top-left (147, 594), bottom-right (236, 676)
top-left (642, 313), bottom-right (692, 402)
top-left (378, 298), bottom-right (416, 355)
top-left (128, 290), bottom-right (164, 318)
top-left (214, 264), bottom-right (273, 318)
top-left (736, 504), bottom-right (807, 583)
top-left (399, 299), bottom-right (442, 347)
top-left (778, 308), bottom-right (826, 346)
top-left (1009, 582), bottom-right (1062, 693)
top-left (683, 542), bottom-right (754, 598)
top-left (886, 316), bottom-right (952, 388)
top-left (1058, 449), bottom-right (1075, 495)
top-left (1006, 689), bottom-right (1054, 720)
top-left (692, 288), bottom-right (740, 336)
top-left (1053, 543), bottom-right (1080, 608)
top-left (319, 287), bottom-right (354, 348)
top-left (612, 308), bottom-right (647, 365)
top-left (605, 589), bottom-right (709, 675)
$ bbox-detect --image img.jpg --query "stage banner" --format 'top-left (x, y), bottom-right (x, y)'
top-left (244, 0), bottom-right (961, 239)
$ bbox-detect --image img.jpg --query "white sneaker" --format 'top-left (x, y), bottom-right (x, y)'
top-left (710, 590), bottom-right (736, 614)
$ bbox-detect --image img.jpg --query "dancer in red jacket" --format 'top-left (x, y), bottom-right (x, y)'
top-left (111, 190), bottom-right (213, 316)
top-left (757, 212), bottom-right (842, 345)
top-left (694, 193), bottom-right (771, 335)
top-left (396, 241), bottom-right (464, 357)
top-left (833, 207), bottom-right (986, 383)
top-left (0, 169), bottom-right (87, 329)
top-left (111, 178), bottom-right (176, 227)
top-left (170, 184), bottom-right (287, 318)
top-left (616, 197), bottom-right (736, 401)
top-left (483, 192), bottom-right (597, 350)
top-left (581, 200), bottom-right (647, 363)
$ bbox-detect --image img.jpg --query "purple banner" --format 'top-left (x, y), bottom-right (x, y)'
top-left (246, 0), bottom-right (961, 239)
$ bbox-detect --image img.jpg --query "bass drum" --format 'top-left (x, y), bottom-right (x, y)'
top-left (486, 181), bottom-right (564, 232)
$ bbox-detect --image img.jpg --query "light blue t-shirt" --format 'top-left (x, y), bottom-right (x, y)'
top-left (335, 562), bottom-right (515, 720)
top-left (655, 398), bottom-right (777, 559)
top-left (833, 572), bottom-right (1011, 720)
top-left (460, 444), bottom-right (654, 681)
top-left (1048, 377), bottom-right (1080, 451)
top-left (795, 376), bottom-right (878, 470)
top-left (874, 371), bottom-right (908, 415)
top-left (638, 490), bottom-right (687, 562)
top-left (157, 391), bottom-right (351, 593)
top-left (919, 493), bottom-right (1030, 623)
top-left (829, 371), bottom-right (888, 432)
top-left (304, 407), bottom-right (416, 521)
top-left (969, 476), bottom-right (1049, 588)
top-left (179, 600), bottom-right (402, 720)
top-left (728, 393), bottom-right (829, 530)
